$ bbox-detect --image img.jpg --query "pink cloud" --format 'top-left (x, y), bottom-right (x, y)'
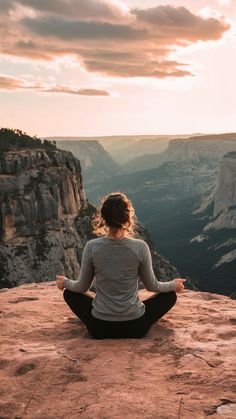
top-left (0, 74), bottom-right (110, 96)
top-left (1, 1), bottom-right (230, 79)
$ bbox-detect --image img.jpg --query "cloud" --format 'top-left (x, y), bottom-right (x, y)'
top-left (0, 1), bottom-right (230, 79)
top-left (16, 0), bottom-right (130, 22)
top-left (0, 0), bottom-right (13, 13)
top-left (83, 58), bottom-right (192, 78)
top-left (0, 74), bottom-right (110, 96)
top-left (22, 17), bottom-right (146, 40)
top-left (133, 6), bottom-right (229, 41)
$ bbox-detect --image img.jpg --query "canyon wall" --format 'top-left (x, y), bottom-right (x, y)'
top-left (122, 133), bottom-right (236, 174)
top-left (55, 140), bottom-right (123, 183)
top-left (210, 153), bottom-right (236, 230)
top-left (0, 146), bottom-right (90, 287)
top-left (166, 134), bottom-right (236, 162)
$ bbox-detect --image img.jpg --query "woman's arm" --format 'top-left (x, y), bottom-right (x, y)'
top-left (63, 242), bottom-right (95, 293)
top-left (139, 241), bottom-right (177, 292)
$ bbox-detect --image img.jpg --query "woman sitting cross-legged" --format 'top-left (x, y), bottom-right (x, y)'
top-left (56, 191), bottom-right (186, 339)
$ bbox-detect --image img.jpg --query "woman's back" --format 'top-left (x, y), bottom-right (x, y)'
top-left (58, 191), bottom-right (182, 339)
top-left (89, 236), bottom-right (146, 321)
top-left (64, 234), bottom-right (177, 321)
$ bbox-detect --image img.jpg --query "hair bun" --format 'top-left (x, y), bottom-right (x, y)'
top-left (91, 191), bottom-right (136, 237)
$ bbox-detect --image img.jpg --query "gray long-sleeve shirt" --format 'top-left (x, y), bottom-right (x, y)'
top-left (64, 236), bottom-right (177, 321)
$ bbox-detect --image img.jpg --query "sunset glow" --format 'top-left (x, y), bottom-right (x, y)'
top-left (1, 0), bottom-right (236, 136)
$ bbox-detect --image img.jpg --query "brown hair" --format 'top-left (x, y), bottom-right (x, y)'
top-left (91, 192), bottom-right (136, 237)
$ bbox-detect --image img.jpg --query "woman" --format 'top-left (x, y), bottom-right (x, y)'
top-left (56, 192), bottom-right (185, 339)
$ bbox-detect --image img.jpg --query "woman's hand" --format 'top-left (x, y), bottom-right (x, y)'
top-left (56, 275), bottom-right (66, 290)
top-left (174, 278), bottom-right (186, 293)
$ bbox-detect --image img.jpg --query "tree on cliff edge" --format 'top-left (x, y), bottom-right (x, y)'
top-left (0, 128), bottom-right (56, 152)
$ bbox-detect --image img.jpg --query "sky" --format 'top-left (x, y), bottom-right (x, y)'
top-left (0, 0), bottom-right (236, 137)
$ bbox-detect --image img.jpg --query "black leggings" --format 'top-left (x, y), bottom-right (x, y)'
top-left (63, 290), bottom-right (177, 339)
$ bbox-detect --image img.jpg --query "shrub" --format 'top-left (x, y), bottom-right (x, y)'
top-left (0, 128), bottom-right (57, 152)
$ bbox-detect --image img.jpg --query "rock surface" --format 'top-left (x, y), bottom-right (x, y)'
top-left (0, 148), bottom-right (87, 242)
top-left (163, 134), bottom-right (236, 164)
top-left (0, 147), bottom-right (91, 288)
top-left (121, 133), bottom-right (236, 174)
top-left (205, 153), bottom-right (236, 231)
top-left (0, 283), bottom-right (236, 419)
top-left (189, 153), bottom-right (236, 295)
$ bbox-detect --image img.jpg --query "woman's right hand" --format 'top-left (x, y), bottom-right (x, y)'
top-left (56, 275), bottom-right (66, 290)
top-left (174, 278), bottom-right (186, 293)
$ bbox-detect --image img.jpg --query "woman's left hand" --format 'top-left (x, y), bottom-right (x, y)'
top-left (56, 275), bottom-right (65, 290)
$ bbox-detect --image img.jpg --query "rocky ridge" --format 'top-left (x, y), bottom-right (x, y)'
top-left (165, 134), bottom-right (236, 163)
top-left (0, 146), bottom-right (89, 288)
top-left (0, 283), bottom-right (236, 418)
top-left (123, 133), bottom-right (236, 174)
top-left (205, 153), bottom-right (236, 231)
top-left (189, 153), bottom-right (236, 294)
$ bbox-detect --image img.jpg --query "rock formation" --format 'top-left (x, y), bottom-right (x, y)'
top-left (0, 283), bottom-right (236, 418)
top-left (0, 148), bottom-right (87, 241)
top-left (123, 133), bottom-right (236, 174)
top-left (0, 143), bottom-right (90, 288)
top-left (204, 152), bottom-right (236, 231)
top-left (165, 134), bottom-right (236, 163)
top-left (188, 153), bottom-right (236, 295)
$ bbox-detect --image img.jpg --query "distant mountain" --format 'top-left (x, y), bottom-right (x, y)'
top-left (47, 134), bottom-right (202, 165)
top-left (48, 138), bottom-right (123, 186)
top-left (99, 134), bottom-right (201, 164)
top-left (123, 133), bottom-right (236, 173)
top-left (87, 157), bottom-right (218, 204)
top-left (103, 136), bottom-right (171, 163)
top-left (162, 133), bottom-right (236, 161)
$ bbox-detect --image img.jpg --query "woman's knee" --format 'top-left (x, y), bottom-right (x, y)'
top-left (63, 288), bottom-right (73, 302)
top-left (63, 288), bottom-right (70, 302)
top-left (63, 289), bottom-right (83, 303)
top-left (168, 291), bottom-right (177, 307)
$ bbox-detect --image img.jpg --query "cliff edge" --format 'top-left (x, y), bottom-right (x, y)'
top-left (0, 283), bottom-right (236, 419)
top-left (0, 142), bottom-right (89, 287)
top-left (205, 153), bottom-right (236, 231)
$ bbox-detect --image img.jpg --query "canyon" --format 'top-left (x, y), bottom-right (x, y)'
top-left (1, 129), bottom-right (235, 296)
top-left (86, 135), bottom-right (236, 296)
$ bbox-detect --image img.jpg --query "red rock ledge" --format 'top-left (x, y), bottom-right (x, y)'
top-left (0, 283), bottom-right (236, 419)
